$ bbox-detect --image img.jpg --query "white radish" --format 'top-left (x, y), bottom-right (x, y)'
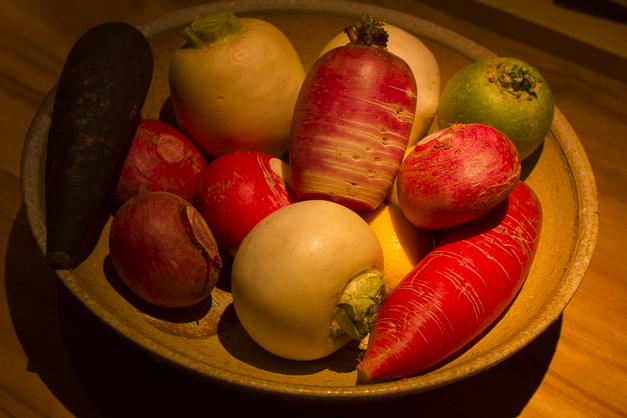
top-left (231, 200), bottom-right (386, 361)
top-left (169, 12), bottom-right (305, 159)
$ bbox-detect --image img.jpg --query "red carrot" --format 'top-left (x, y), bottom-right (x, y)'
top-left (357, 181), bottom-right (543, 382)
top-left (289, 15), bottom-right (417, 212)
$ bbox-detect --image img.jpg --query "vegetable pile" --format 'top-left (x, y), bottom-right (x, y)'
top-left (46, 12), bottom-right (553, 383)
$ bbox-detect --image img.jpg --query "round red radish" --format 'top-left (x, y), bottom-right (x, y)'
top-left (109, 191), bottom-right (221, 308)
top-left (289, 16), bottom-right (417, 213)
top-left (110, 119), bottom-right (206, 206)
top-left (397, 123), bottom-right (521, 230)
top-left (195, 151), bottom-right (298, 257)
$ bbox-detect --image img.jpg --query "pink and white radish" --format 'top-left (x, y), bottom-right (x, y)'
top-left (231, 200), bottom-right (386, 361)
top-left (110, 119), bottom-right (206, 207)
top-left (397, 123), bottom-right (521, 230)
top-left (319, 23), bottom-right (440, 146)
top-left (194, 151), bottom-right (298, 257)
top-left (289, 15), bottom-right (417, 213)
top-left (358, 181), bottom-right (543, 382)
top-left (109, 192), bottom-right (221, 308)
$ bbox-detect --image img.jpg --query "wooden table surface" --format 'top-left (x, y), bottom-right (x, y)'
top-left (1, 0), bottom-right (626, 417)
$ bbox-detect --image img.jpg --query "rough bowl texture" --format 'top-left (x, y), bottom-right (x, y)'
top-left (20, 0), bottom-right (598, 403)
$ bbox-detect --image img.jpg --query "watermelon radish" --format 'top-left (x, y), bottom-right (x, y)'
top-left (437, 57), bottom-right (554, 160)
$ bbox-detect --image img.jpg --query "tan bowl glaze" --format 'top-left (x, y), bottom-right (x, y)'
top-left (20, 0), bottom-right (598, 402)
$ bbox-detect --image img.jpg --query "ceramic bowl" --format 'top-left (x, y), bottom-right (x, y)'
top-left (20, 0), bottom-right (598, 402)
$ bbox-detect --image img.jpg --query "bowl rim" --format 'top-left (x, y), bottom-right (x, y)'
top-left (20, 0), bottom-right (599, 402)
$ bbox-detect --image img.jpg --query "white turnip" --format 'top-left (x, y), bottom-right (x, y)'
top-left (231, 200), bottom-right (386, 361)
top-left (169, 12), bottom-right (305, 159)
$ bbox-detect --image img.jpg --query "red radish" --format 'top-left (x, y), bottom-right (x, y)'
top-left (397, 123), bottom-right (520, 230)
top-left (109, 192), bottom-right (221, 308)
top-left (195, 151), bottom-right (298, 257)
top-left (289, 15), bottom-right (417, 213)
top-left (357, 181), bottom-right (542, 382)
top-left (110, 119), bottom-right (206, 207)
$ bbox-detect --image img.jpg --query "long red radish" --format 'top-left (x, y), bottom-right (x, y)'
top-left (357, 181), bottom-right (542, 382)
top-left (289, 15), bottom-right (417, 212)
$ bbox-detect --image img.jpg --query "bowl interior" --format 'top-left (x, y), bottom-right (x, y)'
top-left (20, 0), bottom-right (598, 402)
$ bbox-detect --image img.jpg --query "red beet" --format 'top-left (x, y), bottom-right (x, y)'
top-left (397, 123), bottom-right (521, 230)
top-left (109, 192), bottom-right (221, 308)
top-left (110, 119), bottom-right (206, 206)
top-left (289, 16), bottom-right (417, 212)
top-left (195, 151), bottom-right (298, 257)
top-left (358, 181), bottom-right (542, 382)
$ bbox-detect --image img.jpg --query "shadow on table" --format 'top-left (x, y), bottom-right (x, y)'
top-left (6, 206), bottom-right (561, 418)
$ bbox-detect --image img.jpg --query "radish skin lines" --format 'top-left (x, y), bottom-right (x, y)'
top-left (290, 39), bottom-right (417, 212)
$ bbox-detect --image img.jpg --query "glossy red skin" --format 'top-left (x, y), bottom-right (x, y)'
top-left (357, 181), bottom-right (542, 382)
top-left (109, 192), bottom-right (221, 308)
top-left (289, 43), bottom-right (417, 213)
top-left (195, 151), bottom-right (298, 257)
top-left (397, 124), bottom-right (521, 230)
top-left (111, 119), bottom-right (206, 206)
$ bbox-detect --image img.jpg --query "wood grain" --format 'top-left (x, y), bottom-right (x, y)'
top-left (1, 0), bottom-right (625, 416)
